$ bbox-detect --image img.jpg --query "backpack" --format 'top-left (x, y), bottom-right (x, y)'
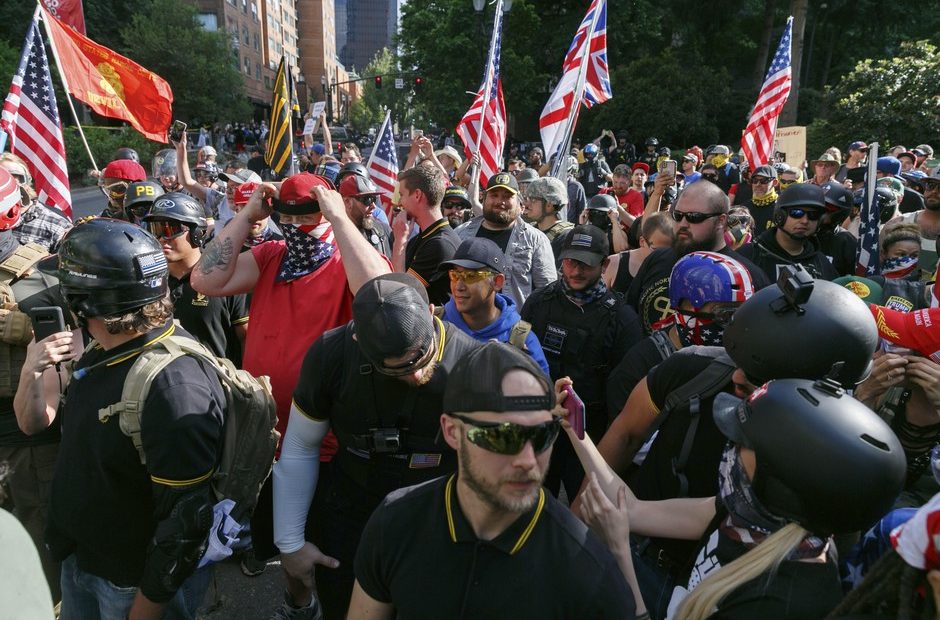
top-left (98, 335), bottom-right (279, 563)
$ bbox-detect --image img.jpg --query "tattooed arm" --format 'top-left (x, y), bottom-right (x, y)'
top-left (190, 186), bottom-right (266, 296)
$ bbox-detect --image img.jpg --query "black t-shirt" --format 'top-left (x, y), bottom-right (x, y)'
top-left (626, 247), bottom-right (771, 334)
top-left (605, 330), bottom-right (675, 420)
top-left (292, 318), bottom-right (480, 498)
top-left (744, 199), bottom-right (778, 234)
top-left (354, 475), bottom-right (636, 619)
top-left (738, 229), bottom-right (840, 282)
top-left (405, 219), bottom-right (461, 305)
top-left (0, 271), bottom-right (71, 447)
top-left (674, 500), bottom-right (842, 619)
top-left (169, 272), bottom-right (248, 366)
top-left (817, 227), bottom-right (857, 277)
top-left (475, 224), bottom-right (513, 253)
top-left (46, 323), bottom-right (225, 588)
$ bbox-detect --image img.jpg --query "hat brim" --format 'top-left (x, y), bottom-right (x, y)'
top-left (440, 258), bottom-right (500, 273)
top-left (485, 183), bottom-right (518, 195)
top-left (811, 160), bottom-right (840, 168)
top-left (712, 393), bottom-right (751, 447)
top-left (559, 249), bottom-right (604, 266)
top-left (37, 254), bottom-right (58, 275)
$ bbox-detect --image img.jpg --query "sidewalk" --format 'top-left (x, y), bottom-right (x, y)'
top-left (197, 557), bottom-right (285, 620)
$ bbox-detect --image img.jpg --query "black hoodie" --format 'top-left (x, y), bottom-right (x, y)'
top-left (738, 227), bottom-right (839, 281)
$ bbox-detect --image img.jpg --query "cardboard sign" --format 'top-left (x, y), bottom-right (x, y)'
top-left (303, 102), bottom-right (327, 134)
top-left (773, 126), bottom-right (807, 168)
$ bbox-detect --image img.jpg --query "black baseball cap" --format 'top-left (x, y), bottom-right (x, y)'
top-left (486, 171), bottom-right (519, 195)
top-left (443, 342), bottom-right (554, 414)
top-left (751, 165), bottom-right (777, 180)
top-left (559, 224), bottom-right (609, 266)
top-left (352, 273), bottom-right (435, 375)
top-left (440, 238), bottom-right (506, 274)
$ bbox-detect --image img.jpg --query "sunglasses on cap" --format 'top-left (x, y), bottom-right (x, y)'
top-left (785, 207), bottom-right (822, 221)
top-left (147, 220), bottom-right (189, 240)
top-left (100, 180), bottom-right (129, 199)
top-left (8, 171), bottom-right (28, 184)
top-left (448, 269), bottom-right (495, 284)
top-left (671, 210), bottom-right (722, 224)
top-left (376, 343), bottom-right (435, 377)
top-left (448, 413), bottom-right (561, 455)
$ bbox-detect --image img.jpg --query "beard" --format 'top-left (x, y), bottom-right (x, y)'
top-left (458, 437), bottom-right (544, 513)
top-left (925, 196), bottom-right (940, 211)
top-left (483, 203), bottom-right (519, 226)
top-left (396, 355), bottom-right (438, 388)
top-left (674, 232), bottom-right (719, 257)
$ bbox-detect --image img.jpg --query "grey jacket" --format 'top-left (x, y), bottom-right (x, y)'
top-left (454, 217), bottom-right (557, 306)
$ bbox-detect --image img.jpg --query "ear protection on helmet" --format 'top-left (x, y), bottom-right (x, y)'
top-left (188, 225), bottom-right (207, 248)
top-left (772, 206), bottom-right (787, 228)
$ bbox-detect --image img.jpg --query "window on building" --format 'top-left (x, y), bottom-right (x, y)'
top-left (244, 57), bottom-right (251, 75)
top-left (254, 33), bottom-right (260, 50)
top-left (256, 65), bottom-right (262, 79)
top-left (242, 0), bottom-right (247, 13)
top-left (251, 2), bottom-right (258, 21)
top-left (265, 76), bottom-right (271, 88)
top-left (242, 26), bottom-right (249, 44)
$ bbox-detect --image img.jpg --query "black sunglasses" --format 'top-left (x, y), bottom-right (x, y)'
top-left (449, 413), bottom-right (561, 455)
top-left (785, 207), bottom-right (822, 221)
top-left (671, 210), bottom-right (722, 224)
top-left (702, 174), bottom-right (718, 181)
top-left (356, 195), bottom-right (378, 206)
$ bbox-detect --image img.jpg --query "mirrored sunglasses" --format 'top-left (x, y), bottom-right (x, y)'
top-left (448, 269), bottom-right (495, 284)
top-left (785, 207), bottom-right (822, 221)
top-left (449, 413), bottom-right (561, 455)
top-left (147, 220), bottom-right (188, 240)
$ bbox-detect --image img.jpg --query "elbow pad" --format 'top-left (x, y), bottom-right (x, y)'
top-left (139, 489), bottom-right (214, 603)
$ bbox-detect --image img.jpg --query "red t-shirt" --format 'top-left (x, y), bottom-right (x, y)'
top-left (248, 241), bottom-right (354, 458)
top-left (603, 187), bottom-right (645, 217)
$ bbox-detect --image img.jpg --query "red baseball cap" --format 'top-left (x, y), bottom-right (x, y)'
top-left (102, 159), bottom-right (147, 182)
top-left (275, 172), bottom-right (333, 215)
top-left (632, 162), bottom-right (650, 174)
top-left (338, 174), bottom-right (382, 198)
top-left (233, 182), bottom-right (258, 206)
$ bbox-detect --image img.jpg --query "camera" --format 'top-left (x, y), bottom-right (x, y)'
top-left (371, 428), bottom-right (402, 454)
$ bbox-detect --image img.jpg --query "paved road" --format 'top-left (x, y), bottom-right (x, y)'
top-left (197, 558), bottom-right (285, 620)
top-left (70, 185), bottom-right (104, 220)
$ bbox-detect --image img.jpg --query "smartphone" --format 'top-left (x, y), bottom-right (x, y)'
top-left (29, 306), bottom-right (66, 342)
top-left (413, 129), bottom-right (424, 140)
top-left (660, 160), bottom-right (677, 176)
top-left (169, 120), bottom-right (187, 143)
top-left (563, 385), bottom-right (585, 440)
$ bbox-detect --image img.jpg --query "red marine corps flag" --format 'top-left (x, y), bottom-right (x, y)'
top-left (41, 5), bottom-right (173, 142)
top-left (42, 0), bottom-right (86, 35)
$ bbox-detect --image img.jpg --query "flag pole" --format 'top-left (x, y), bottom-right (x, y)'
top-left (287, 60), bottom-right (297, 176)
top-left (550, 0), bottom-right (604, 181)
top-left (469, 0), bottom-right (504, 193)
top-left (37, 3), bottom-right (98, 172)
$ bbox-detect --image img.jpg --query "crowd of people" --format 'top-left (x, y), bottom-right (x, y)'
top-left (1, 123), bottom-right (940, 620)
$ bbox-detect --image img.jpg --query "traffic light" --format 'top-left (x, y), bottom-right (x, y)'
top-left (374, 75), bottom-right (382, 89)
top-left (414, 76), bottom-right (423, 92)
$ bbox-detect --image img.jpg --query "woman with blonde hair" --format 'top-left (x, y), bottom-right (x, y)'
top-left (563, 376), bottom-right (906, 619)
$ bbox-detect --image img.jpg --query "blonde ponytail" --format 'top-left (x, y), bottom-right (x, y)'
top-left (676, 523), bottom-right (811, 620)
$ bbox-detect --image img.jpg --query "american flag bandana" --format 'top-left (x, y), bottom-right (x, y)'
top-left (276, 222), bottom-right (335, 283)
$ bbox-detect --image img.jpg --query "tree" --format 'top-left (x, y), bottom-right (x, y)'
top-left (348, 48), bottom-right (413, 132)
top-left (825, 40), bottom-right (940, 148)
top-left (118, 0), bottom-right (251, 124)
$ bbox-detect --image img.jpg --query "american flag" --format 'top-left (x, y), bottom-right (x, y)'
top-left (1, 17), bottom-right (71, 217)
top-left (456, 4), bottom-right (507, 185)
top-left (539, 0), bottom-right (612, 163)
top-left (366, 111), bottom-right (399, 212)
top-left (855, 192), bottom-right (881, 276)
top-left (740, 17), bottom-right (793, 168)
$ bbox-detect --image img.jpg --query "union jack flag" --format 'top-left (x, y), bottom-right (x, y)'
top-left (366, 111), bottom-right (399, 212)
top-left (741, 17), bottom-right (792, 168)
top-left (1, 16), bottom-right (71, 217)
top-left (539, 0), bottom-right (612, 163)
top-left (456, 4), bottom-right (507, 185)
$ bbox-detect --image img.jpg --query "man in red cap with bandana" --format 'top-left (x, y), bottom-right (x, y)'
top-left (97, 159), bottom-right (147, 219)
top-left (191, 172), bottom-right (391, 573)
top-left (337, 173), bottom-right (391, 257)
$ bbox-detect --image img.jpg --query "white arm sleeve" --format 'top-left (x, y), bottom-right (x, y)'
top-left (273, 405), bottom-right (329, 554)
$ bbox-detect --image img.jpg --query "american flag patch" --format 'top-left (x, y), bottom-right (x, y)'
top-left (136, 251), bottom-right (167, 279)
top-left (571, 233), bottom-right (593, 247)
top-left (409, 453), bottom-right (442, 469)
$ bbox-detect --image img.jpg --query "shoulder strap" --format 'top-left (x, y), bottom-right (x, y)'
top-left (0, 243), bottom-right (48, 281)
top-left (648, 330), bottom-right (676, 363)
top-left (98, 336), bottom-right (225, 464)
top-left (508, 320), bottom-right (532, 352)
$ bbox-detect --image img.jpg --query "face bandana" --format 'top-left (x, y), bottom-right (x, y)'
top-left (711, 154), bottom-right (730, 169)
top-left (718, 443), bottom-right (828, 559)
top-left (882, 255), bottom-right (918, 280)
top-left (674, 308), bottom-right (724, 347)
top-left (561, 275), bottom-right (608, 305)
top-left (277, 222), bottom-right (335, 283)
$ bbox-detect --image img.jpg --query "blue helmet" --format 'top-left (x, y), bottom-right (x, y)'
top-left (583, 143), bottom-right (599, 156)
top-left (669, 251), bottom-right (755, 309)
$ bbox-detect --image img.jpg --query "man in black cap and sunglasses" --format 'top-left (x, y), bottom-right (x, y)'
top-left (738, 183), bottom-right (839, 281)
top-left (271, 273), bottom-right (479, 620)
top-left (347, 342), bottom-right (637, 619)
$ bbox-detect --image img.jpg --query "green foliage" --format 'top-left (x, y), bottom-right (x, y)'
top-left (585, 50), bottom-right (731, 147)
top-left (118, 0), bottom-right (251, 125)
top-left (825, 40), bottom-right (940, 148)
top-left (0, 39), bottom-right (18, 92)
top-left (348, 48), bottom-right (409, 132)
top-left (63, 126), bottom-right (161, 184)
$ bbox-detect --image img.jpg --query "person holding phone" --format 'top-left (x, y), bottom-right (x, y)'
top-left (347, 342), bottom-right (639, 619)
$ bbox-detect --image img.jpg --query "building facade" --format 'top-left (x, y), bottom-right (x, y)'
top-left (338, 0), bottom-right (399, 72)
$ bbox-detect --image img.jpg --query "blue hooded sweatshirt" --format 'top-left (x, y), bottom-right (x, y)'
top-left (443, 292), bottom-right (550, 376)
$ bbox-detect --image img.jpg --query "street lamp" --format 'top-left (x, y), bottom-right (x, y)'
top-left (321, 74), bottom-right (333, 123)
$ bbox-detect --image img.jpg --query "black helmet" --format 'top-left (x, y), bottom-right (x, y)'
top-left (123, 181), bottom-right (165, 223)
top-left (822, 183), bottom-right (854, 222)
top-left (113, 147), bottom-right (140, 163)
top-left (335, 161), bottom-right (369, 187)
top-left (615, 130), bottom-right (629, 140)
top-left (874, 186), bottom-right (899, 224)
top-left (657, 146), bottom-right (671, 158)
top-left (142, 192), bottom-right (208, 247)
top-left (722, 268), bottom-right (878, 387)
top-left (645, 137), bottom-right (659, 147)
top-left (776, 183), bottom-right (827, 210)
top-left (714, 378), bottom-right (906, 535)
top-left (37, 218), bottom-right (168, 319)
top-left (442, 186), bottom-right (471, 210)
